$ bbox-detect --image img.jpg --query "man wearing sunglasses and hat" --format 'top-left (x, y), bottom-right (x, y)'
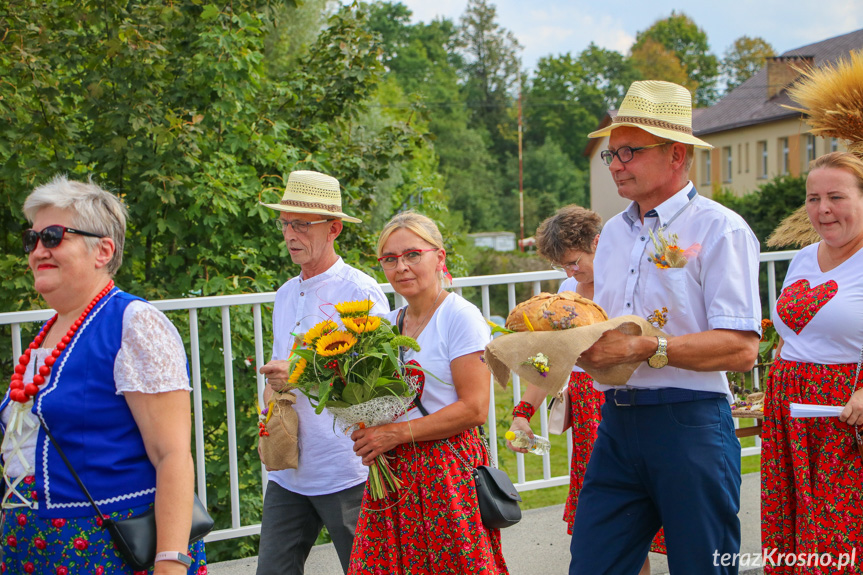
top-left (256, 170), bottom-right (389, 575)
top-left (571, 81), bottom-right (762, 574)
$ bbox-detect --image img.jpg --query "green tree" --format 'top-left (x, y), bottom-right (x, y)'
top-left (576, 43), bottom-right (643, 118)
top-left (631, 12), bottom-right (719, 106)
top-left (722, 35), bottom-right (775, 91)
top-left (457, 0), bottom-right (522, 157)
top-left (630, 38), bottom-right (692, 92)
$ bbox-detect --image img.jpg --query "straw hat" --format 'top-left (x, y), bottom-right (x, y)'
top-left (588, 80), bottom-right (713, 149)
top-left (260, 170), bottom-right (361, 223)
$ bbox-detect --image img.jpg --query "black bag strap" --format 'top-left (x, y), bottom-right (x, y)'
top-left (397, 307), bottom-right (430, 417)
top-left (37, 416), bottom-right (106, 518)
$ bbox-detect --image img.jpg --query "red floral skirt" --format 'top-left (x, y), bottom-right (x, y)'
top-left (562, 371), bottom-right (667, 554)
top-left (347, 429), bottom-right (508, 575)
top-left (762, 357), bottom-right (863, 574)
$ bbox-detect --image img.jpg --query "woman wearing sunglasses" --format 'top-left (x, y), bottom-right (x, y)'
top-left (347, 211), bottom-right (508, 575)
top-left (1, 176), bottom-right (205, 574)
top-left (505, 205), bottom-right (665, 575)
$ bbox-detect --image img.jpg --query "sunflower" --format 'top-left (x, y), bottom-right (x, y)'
top-left (316, 331), bottom-right (358, 356)
top-left (343, 316), bottom-right (381, 334)
top-left (303, 320), bottom-right (338, 347)
top-left (334, 299), bottom-right (376, 318)
top-left (288, 358), bottom-right (307, 385)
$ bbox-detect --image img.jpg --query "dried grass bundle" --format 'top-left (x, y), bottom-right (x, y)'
top-left (784, 50), bottom-right (863, 157)
top-left (766, 206), bottom-right (820, 248)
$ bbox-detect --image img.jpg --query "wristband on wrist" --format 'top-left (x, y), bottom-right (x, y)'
top-left (154, 551), bottom-right (193, 567)
top-left (512, 400), bottom-right (536, 421)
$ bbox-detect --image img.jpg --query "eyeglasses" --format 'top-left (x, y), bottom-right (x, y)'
top-left (22, 225), bottom-right (103, 254)
top-left (377, 249), bottom-right (438, 270)
top-left (551, 254), bottom-right (583, 273)
top-left (275, 218), bottom-right (331, 234)
top-left (600, 143), bottom-right (669, 166)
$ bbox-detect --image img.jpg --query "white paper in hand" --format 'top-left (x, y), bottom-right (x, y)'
top-left (789, 403), bottom-right (844, 418)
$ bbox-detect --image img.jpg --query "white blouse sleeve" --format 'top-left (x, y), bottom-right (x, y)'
top-left (114, 300), bottom-right (191, 394)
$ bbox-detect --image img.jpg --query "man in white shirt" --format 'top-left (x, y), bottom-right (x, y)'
top-left (257, 171), bottom-right (389, 575)
top-left (570, 81), bottom-right (762, 574)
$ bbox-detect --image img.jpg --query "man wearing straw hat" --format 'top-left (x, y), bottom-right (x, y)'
top-left (256, 170), bottom-right (389, 575)
top-left (571, 81), bottom-right (762, 574)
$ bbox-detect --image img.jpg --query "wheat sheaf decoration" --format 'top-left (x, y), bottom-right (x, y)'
top-left (783, 49), bottom-right (863, 158)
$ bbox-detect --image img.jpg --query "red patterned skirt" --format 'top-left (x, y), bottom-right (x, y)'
top-left (347, 428), bottom-right (508, 575)
top-left (563, 371), bottom-right (667, 553)
top-left (762, 357), bottom-right (863, 574)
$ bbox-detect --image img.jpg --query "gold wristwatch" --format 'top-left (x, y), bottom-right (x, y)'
top-left (647, 336), bottom-right (668, 369)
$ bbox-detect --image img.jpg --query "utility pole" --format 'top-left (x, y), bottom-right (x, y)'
top-left (517, 73), bottom-right (525, 252)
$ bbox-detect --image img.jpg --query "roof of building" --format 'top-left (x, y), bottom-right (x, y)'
top-left (694, 28), bottom-right (863, 136)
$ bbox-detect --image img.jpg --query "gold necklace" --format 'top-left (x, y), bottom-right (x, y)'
top-left (404, 289), bottom-right (444, 340)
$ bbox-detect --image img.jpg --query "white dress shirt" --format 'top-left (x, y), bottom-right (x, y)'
top-left (593, 182), bottom-right (762, 399)
top-left (269, 257), bottom-right (389, 496)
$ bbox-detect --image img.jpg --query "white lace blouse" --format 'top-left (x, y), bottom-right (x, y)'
top-left (1, 300), bottom-right (190, 479)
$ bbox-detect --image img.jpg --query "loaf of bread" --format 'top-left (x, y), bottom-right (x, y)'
top-left (505, 291), bottom-right (608, 332)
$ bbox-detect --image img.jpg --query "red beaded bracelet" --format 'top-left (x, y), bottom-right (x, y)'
top-left (512, 400), bottom-right (536, 421)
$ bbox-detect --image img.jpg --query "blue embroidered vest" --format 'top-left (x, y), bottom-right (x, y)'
top-left (2, 289), bottom-right (158, 518)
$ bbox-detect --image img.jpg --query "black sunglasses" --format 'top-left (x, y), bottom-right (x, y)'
top-left (22, 225), bottom-right (104, 254)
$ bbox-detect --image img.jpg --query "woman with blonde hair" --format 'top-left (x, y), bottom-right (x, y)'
top-left (348, 211), bottom-right (508, 575)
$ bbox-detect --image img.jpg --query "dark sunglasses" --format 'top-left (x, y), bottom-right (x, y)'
top-left (22, 225), bottom-right (104, 254)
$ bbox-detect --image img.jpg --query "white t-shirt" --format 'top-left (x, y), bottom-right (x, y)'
top-left (268, 258), bottom-right (389, 496)
top-left (773, 243), bottom-right (863, 365)
top-left (1, 301), bottom-right (190, 478)
top-left (389, 293), bottom-right (491, 421)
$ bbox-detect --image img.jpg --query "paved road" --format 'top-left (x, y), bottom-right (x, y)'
top-left (211, 473), bottom-right (762, 575)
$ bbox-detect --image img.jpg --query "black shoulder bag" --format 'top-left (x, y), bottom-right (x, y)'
top-left (38, 418), bottom-right (214, 570)
top-left (398, 309), bottom-right (522, 529)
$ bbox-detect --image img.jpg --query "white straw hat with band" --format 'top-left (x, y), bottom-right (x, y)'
top-left (588, 80), bottom-right (713, 149)
top-left (260, 170), bottom-right (361, 223)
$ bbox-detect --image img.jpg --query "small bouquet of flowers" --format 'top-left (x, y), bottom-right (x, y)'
top-left (287, 299), bottom-right (422, 499)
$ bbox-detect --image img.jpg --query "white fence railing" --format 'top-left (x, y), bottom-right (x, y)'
top-left (0, 251), bottom-right (797, 543)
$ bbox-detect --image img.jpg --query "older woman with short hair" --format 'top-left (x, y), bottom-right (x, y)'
top-left (1, 176), bottom-right (205, 574)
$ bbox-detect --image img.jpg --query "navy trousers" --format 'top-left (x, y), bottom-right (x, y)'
top-left (569, 396), bottom-right (742, 575)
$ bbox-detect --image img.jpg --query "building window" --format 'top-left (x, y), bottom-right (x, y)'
top-left (737, 144), bottom-right (742, 174)
top-left (805, 134), bottom-right (816, 166)
top-left (723, 147), bottom-right (732, 182)
top-left (703, 150), bottom-right (711, 185)
top-left (745, 142), bottom-right (750, 173)
top-left (831, 138), bottom-right (839, 152)
top-left (759, 141), bottom-right (768, 178)
top-left (780, 137), bottom-right (789, 175)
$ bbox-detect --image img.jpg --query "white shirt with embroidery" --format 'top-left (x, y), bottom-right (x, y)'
top-left (592, 182), bottom-right (762, 399)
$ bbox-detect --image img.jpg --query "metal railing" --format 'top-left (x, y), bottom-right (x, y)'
top-left (0, 250), bottom-right (797, 543)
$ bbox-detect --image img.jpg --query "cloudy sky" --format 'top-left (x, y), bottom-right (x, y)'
top-left (398, 0), bottom-right (863, 70)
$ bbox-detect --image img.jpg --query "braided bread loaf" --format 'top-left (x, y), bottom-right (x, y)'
top-left (505, 291), bottom-right (608, 332)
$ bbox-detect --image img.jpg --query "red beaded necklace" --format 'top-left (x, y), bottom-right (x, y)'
top-left (7, 281), bottom-right (114, 404)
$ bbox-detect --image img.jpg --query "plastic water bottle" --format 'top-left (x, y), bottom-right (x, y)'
top-left (505, 430), bottom-right (551, 455)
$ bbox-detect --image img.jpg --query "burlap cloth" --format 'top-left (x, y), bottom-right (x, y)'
top-left (484, 315), bottom-right (667, 394)
top-left (259, 391), bottom-right (299, 470)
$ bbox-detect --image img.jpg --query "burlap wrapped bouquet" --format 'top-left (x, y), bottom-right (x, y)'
top-left (259, 391), bottom-right (299, 470)
top-left (485, 292), bottom-right (667, 394)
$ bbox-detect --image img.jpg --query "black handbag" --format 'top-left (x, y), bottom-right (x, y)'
top-left (472, 463), bottom-right (523, 529)
top-left (39, 418), bottom-right (214, 570)
top-left (442, 427), bottom-right (522, 529)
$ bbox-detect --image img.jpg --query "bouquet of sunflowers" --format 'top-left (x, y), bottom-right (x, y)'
top-left (287, 299), bottom-right (422, 499)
